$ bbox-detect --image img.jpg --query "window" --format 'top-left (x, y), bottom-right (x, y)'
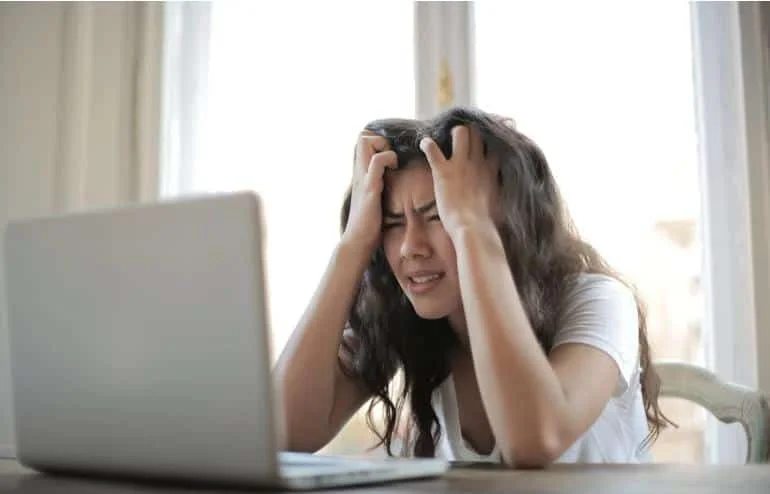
top-left (163, 2), bottom-right (755, 462)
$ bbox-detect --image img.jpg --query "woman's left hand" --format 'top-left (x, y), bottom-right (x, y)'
top-left (420, 125), bottom-right (499, 239)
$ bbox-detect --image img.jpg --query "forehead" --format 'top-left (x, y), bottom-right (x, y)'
top-left (383, 160), bottom-right (434, 208)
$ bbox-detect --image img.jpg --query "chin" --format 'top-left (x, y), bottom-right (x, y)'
top-left (410, 301), bottom-right (453, 320)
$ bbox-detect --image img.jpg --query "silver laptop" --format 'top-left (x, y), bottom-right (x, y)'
top-left (3, 191), bottom-right (447, 489)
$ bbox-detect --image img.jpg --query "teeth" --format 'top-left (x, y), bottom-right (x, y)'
top-left (411, 274), bottom-right (441, 284)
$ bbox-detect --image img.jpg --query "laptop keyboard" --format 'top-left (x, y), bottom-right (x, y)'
top-left (278, 452), bottom-right (352, 467)
top-left (277, 451), bottom-right (395, 481)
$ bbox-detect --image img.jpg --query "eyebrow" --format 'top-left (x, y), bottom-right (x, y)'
top-left (384, 200), bottom-right (437, 220)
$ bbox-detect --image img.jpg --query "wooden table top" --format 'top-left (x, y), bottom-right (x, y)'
top-left (1, 460), bottom-right (769, 493)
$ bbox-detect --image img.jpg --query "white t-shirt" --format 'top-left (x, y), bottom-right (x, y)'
top-left (430, 273), bottom-right (651, 464)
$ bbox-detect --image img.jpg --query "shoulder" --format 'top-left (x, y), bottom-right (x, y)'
top-left (554, 273), bottom-right (641, 395)
top-left (557, 272), bottom-right (639, 336)
top-left (563, 273), bottom-right (637, 308)
top-left (558, 273), bottom-right (639, 327)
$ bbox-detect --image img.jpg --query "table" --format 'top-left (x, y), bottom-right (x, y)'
top-left (1, 460), bottom-right (769, 493)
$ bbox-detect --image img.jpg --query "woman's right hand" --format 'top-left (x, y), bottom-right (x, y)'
top-left (341, 131), bottom-right (398, 255)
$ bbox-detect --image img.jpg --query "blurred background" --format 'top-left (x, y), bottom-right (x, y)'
top-left (2, 0), bottom-right (770, 465)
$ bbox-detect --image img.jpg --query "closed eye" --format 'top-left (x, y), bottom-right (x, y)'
top-left (382, 214), bottom-right (439, 231)
top-left (382, 222), bottom-right (404, 232)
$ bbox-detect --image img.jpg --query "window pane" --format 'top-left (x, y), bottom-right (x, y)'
top-left (475, 2), bottom-right (706, 462)
top-left (188, 2), bottom-right (415, 455)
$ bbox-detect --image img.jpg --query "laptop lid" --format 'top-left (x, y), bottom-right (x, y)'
top-left (4, 192), bottom-right (281, 485)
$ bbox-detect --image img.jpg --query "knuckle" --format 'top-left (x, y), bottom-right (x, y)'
top-left (358, 136), bottom-right (375, 147)
top-left (356, 136), bottom-right (389, 165)
top-left (369, 152), bottom-right (387, 166)
top-left (363, 134), bottom-right (389, 150)
top-left (367, 160), bottom-right (384, 174)
top-left (371, 150), bottom-right (396, 167)
top-left (368, 153), bottom-right (382, 165)
top-left (452, 125), bottom-right (468, 138)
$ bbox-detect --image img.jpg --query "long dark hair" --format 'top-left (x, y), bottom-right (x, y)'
top-left (339, 106), bottom-right (672, 458)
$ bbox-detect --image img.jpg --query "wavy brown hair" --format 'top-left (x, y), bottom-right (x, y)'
top-left (340, 106), bottom-right (673, 458)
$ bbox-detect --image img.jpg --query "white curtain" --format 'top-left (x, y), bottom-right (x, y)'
top-left (0, 2), bottom-right (164, 457)
top-left (159, 1), bottom-right (212, 198)
top-left (414, 2), bottom-right (474, 118)
top-left (159, 2), bottom-right (415, 369)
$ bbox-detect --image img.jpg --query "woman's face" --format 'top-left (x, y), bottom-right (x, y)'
top-left (382, 161), bottom-right (463, 322)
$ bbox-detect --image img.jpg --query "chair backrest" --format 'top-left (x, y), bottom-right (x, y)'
top-left (655, 361), bottom-right (770, 463)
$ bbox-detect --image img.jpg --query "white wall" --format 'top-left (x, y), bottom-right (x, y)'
top-left (0, 2), bottom-right (163, 455)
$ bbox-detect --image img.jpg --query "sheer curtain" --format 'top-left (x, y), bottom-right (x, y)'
top-left (160, 3), bottom-right (415, 454)
top-left (159, 1), bottom-right (212, 198)
top-left (0, 2), bottom-right (164, 456)
top-left (160, 2), bottom-right (414, 368)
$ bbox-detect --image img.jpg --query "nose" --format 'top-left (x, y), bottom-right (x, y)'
top-left (399, 221), bottom-right (432, 260)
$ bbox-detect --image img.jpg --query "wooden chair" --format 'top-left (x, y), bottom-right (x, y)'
top-left (655, 361), bottom-right (770, 463)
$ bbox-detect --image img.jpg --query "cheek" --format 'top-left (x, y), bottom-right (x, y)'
top-left (382, 233), bottom-right (402, 269)
top-left (428, 228), bottom-right (458, 268)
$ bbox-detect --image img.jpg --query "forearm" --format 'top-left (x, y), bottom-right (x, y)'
top-left (452, 224), bottom-right (569, 466)
top-left (273, 240), bottom-right (371, 449)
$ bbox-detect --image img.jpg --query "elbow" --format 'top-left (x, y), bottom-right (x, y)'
top-left (284, 437), bottom-right (321, 454)
top-left (279, 402), bottom-right (330, 454)
top-left (500, 427), bottom-right (566, 468)
top-left (281, 418), bottom-right (326, 454)
top-left (275, 394), bottom-right (323, 453)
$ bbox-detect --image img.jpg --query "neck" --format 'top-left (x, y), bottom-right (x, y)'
top-left (448, 307), bottom-right (471, 349)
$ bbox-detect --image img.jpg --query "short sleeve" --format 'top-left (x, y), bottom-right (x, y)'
top-left (551, 274), bottom-right (640, 397)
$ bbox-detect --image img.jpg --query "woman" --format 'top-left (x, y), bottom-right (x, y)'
top-left (274, 107), bottom-right (671, 467)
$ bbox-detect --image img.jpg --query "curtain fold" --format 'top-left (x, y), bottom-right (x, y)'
top-left (159, 1), bottom-right (212, 198)
top-left (0, 1), bottom-right (165, 456)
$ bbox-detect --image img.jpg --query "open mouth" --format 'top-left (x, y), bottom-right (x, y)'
top-left (406, 272), bottom-right (445, 294)
top-left (409, 273), bottom-right (442, 283)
